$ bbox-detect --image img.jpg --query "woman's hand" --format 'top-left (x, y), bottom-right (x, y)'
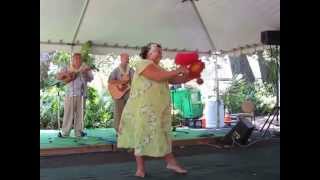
top-left (176, 66), bottom-right (189, 76)
top-left (168, 67), bottom-right (192, 84)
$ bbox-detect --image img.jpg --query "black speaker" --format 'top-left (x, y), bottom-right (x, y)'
top-left (223, 118), bottom-right (254, 145)
top-left (261, 31), bottom-right (280, 45)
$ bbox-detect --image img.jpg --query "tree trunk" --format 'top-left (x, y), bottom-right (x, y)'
top-left (229, 54), bottom-right (255, 83)
top-left (257, 50), bottom-right (269, 83)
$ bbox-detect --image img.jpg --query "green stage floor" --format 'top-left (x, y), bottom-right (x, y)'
top-left (40, 128), bottom-right (229, 149)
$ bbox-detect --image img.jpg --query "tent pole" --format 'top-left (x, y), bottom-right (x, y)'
top-left (71, 0), bottom-right (90, 44)
top-left (189, 0), bottom-right (216, 51)
top-left (213, 55), bottom-right (221, 129)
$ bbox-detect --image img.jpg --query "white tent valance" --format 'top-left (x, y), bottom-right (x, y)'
top-left (40, 0), bottom-right (279, 57)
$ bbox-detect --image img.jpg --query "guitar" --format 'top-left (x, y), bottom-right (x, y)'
top-left (108, 74), bottom-right (130, 99)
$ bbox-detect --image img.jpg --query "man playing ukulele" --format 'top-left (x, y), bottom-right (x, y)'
top-left (56, 53), bottom-right (94, 138)
top-left (108, 53), bottom-right (135, 134)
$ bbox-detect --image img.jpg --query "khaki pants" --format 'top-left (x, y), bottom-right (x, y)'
top-left (61, 96), bottom-right (85, 137)
top-left (113, 93), bottom-right (129, 133)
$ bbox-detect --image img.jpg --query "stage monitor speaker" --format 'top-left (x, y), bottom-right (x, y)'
top-left (261, 31), bottom-right (280, 45)
top-left (223, 118), bottom-right (254, 145)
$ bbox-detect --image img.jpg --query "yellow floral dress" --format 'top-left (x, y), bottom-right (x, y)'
top-left (117, 59), bottom-right (172, 157)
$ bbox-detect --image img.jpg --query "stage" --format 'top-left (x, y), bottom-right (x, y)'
top-left (40, 127), bottom-right (230, 156)
top-left (40, 118), bottom-right (280, 179)
top-left (40, 138), bottom-right (280, 180)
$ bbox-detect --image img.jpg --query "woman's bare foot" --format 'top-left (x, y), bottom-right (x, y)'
top-left (166, 164), bottom-right (188, 174)
top-left (135, 170), bottom-right (146, 178)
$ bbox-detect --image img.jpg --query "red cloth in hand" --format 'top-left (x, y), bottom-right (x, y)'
top-left (175, 52), bottom-right (205, 81)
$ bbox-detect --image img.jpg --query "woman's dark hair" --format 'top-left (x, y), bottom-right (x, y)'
top-left (139, 42), bottom-right (162, 59)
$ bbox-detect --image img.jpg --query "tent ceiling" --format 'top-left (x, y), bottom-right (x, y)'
top-left (40, 0), bottom-right (279, 56)
top-left (196, 0), bottom-right (280, 51)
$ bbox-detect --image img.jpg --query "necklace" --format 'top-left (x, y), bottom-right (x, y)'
top-left (118, 65), bottom-right (129, 75)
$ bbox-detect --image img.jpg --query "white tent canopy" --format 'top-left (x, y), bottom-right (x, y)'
top-left (40, 0), bottom-right (279, 57)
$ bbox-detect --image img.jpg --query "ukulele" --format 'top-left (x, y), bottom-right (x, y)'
top-left (59, 64), bottom-right (91, 84)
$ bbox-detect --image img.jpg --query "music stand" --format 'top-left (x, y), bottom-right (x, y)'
top-left (260, 106), bottom-right (280, 137)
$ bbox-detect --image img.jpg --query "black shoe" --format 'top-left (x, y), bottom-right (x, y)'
top-left (80, 131), bottom-right (87, 137)
top-left (57, 132), bottom-right (68, 138)
top-left (57, 132), bottom-right (62, 137)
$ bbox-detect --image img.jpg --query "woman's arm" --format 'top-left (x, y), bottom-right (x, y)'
top-left (169, 74), bottom-right (193, 84)
top-left (141, 63), bottom-right (179, 82)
